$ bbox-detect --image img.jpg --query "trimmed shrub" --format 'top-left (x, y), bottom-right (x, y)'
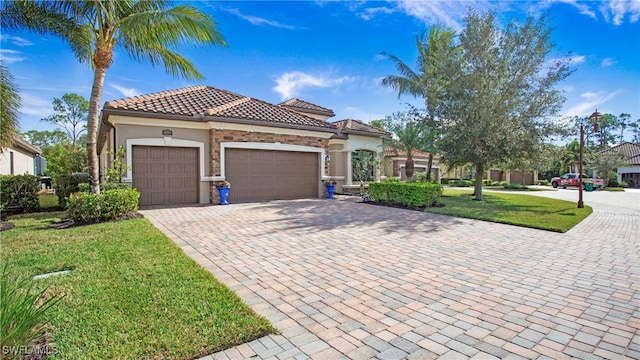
top-left (448, 179), bottom-right (473, 187)
top-left (503, 182), bottom-right (526, 190)
top-left (0, 175), bottom-right (40, 214)
top-left (440, 177), bottom-right (460, 184)
top-left (368, 182), bottom-right (443, 208)
top-left (499, 181), bottom-right (509, 187)
top-left (383, 177), bottom-right (401, 183)
top-left (54, 173), bottom-right (89, 208)
top-left (102, 182), bottom-right (131, 191)
top-left (413, 172), bottom-right (427, 182)
top-left (536, 179), bottom-right (550, 186)
top-left (607, 179), bottom-right (619, 187)
top-left (67, 188), bottom-right (140, 224)
top-left (483, 179), bottom-right (493, 186)
top-left (619, 181), bottom-right (628, 188)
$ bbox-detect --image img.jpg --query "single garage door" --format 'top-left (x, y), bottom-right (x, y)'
top-left (132, 146), bottom-right (198, 206)
top-left (225, 149), bottom-right (319, 203)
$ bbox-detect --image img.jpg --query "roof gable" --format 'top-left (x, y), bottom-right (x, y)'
top-left (332, 119), bottom-right (389, 137)
top-left (279, 98), bottom-right (335, 117)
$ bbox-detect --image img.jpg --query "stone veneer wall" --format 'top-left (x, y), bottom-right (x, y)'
top-left (209, 129), bottom-right (330, 203)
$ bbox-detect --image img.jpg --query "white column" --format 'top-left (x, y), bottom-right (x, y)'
top-left (346, 150), bottom-right (353, 185)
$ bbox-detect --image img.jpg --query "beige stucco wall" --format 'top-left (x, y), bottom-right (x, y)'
top-left (0, 147), bottom-right (35, 175)
top-left (111, 123), bottom-right (211, 204)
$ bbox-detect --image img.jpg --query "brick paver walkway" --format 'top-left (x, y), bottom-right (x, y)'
top-left (140, 190), bottom-right (639, 359)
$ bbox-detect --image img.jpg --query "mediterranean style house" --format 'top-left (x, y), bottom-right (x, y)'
top-left (598, 142), bottom-right (640, 188)
top-left (97, 85), bottom-right (388, 206)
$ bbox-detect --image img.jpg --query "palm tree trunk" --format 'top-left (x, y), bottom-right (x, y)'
top-left (426, 153), bottom-right (433, 182)
top-left (474, 164), bottom-right (484, 201)
top-left (87, 68), bottom-right (107, 194)
top-left (405, 157), bottom-right (414, 181)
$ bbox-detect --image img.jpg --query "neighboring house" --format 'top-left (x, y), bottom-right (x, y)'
top-left (598, 142), bottom-right (640, 188)
top-left (0, 136), bottom-right (43, 175)
top-left (97, 86), bottom-right (387, 206)
top-left (383, 146), bottom-right (441, 182)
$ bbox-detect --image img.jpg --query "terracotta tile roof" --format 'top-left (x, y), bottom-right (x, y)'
top-left (384, 145), bottom-right (433, 159)
top-left (279, 98), bottom-right (335, 117)
top-left (332, 119), bottom-right (389, 137)
top-left (598, 142), bottom-right (640, 165)
top-left (103, 85), bottom-right (336, 131)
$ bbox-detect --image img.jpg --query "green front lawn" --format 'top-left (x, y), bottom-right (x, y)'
top-left (39, 193), bottom-right (59, 208)
top-left (425, 189), bottom-right (592, 232)
top-left (2, 213), bottom-right (274, 359)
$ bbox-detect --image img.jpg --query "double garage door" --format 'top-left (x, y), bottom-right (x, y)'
top-left (132, 146), bottom-right (319, 205)
top-left (225, 148), bottom-right (319, 203)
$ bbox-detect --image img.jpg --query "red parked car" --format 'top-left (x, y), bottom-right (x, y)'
top-left (550, 173), bottom-right (605, 189)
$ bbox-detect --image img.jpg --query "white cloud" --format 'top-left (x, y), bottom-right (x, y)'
top-left (600, 58), bottom-right (616, 67)
top-left (110, 84), bottom-right (140, 98)
top-left (568, 55), bottom-right (586, 65)
top-left (600, 0), bottom-right (640, 24)
top-left (273, 71), bottom-right (353, 99)
top-left (359, 6), bottom-right (395, 21)
top-left (394, 0), bottom-right (496, 31)
top-left (223, 8), bottom-right (299, 30)
top-left (0, 35), bottom-right (33, 46)
top-left (563, 89), bottom-right (623, 116)
top-left (0, 49), bottom-right (25, 64)
top-left (19, 93), bottom-right (52, 117)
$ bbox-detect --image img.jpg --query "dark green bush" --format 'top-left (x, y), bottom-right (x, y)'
top-left (0, 175), bottom-right (40, 213)
top-left (368, 182), bottom-right (443, 208)
top-left (440, 177), bottom-right (460, 184)
top-left (448, 179), bottom-right (473, 187)
top-left (54, 173), bottom-right (89, 208)
top-left (503, 183), bottom-right (526, 190)
top-left (102, 182), bottom-right (131, 191)
top-left (499, 181), bottom-right (510, 187)
top-left (619, 181), bottom-right (628, 188)
top-left (383, 177), bottom-right (401, 183)
top-left (67, 188), bottom-right (140, 224)
top-left (607, 179), bottom-right (619, 187)
top-left (483, 179), bottom-right (493, 186)
top-left (536, 179), bottom-right (550, 186)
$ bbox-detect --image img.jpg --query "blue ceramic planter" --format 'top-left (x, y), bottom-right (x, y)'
top-left (326, 184), bottom-right (336, 199)
top-left (218, 187), bottom-right (230, 205)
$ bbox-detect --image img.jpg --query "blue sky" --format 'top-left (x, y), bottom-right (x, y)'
top-left (2, 0), bottom-right (639, 140)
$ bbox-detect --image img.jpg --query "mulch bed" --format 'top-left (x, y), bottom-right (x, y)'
top-left (49, 212), bottom-right (145, 229)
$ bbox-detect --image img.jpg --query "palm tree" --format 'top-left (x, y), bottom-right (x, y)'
top-left (381, 25), bottom-right (456, 181)
top-left (2, 1), bottom-right (226, 193)
top-left (561, 140), bottom-right (580, 173)
top-left (384, 110), bottom-right (430, 181)
top-left (0, 64), bottom-right (21, 150)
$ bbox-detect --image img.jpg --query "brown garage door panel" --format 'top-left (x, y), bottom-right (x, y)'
top-left (225, 149), bottom-right (319, 203)
top-left (133, 146), bottom-right (198, 206)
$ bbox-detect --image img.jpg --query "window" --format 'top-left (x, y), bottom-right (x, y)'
top-left (352, 150), bottom-right (375, 182)
top-left (9, 151), bottom-right (14, 175)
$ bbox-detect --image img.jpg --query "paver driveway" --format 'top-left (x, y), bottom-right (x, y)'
top-left (140, 190), bottom-right (639, 359)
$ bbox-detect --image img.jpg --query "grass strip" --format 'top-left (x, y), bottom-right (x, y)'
top-left (425, 189), bottom-right (592, 233)
top-left (2, 212), bottom-right (275, 359)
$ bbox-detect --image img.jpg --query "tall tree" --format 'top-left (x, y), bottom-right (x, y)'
top-left (41, 93), bottom-right (89, 147)
top-left (617, 113), bottom-right (631, 143)
top-left (381, 25), bottom-right (457, 181)
top-left (630, 120), bottom-right (640, 143)
top-left (2, 0), bottom-right (226, 193)
top-left (437, 11), bottom-right (571, 200)
top-left (0, 64), bottom-right (21, 150)
top-left (22, 129), bottom-right (70, 149)
top-left (593, 113), bottom-right (619, 149)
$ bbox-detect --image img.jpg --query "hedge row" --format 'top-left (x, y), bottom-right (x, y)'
top-left (0, 175), bottom-right (40, 213)
top-left (67, 189), bottom-right (140, 224)
top-left (55, 173), bottom-right (90, 208)
top-left (368, 182), bottom-right (443, 208)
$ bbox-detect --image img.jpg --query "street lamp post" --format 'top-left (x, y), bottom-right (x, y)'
top-left (577, 109), bottom-right (602, 208)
